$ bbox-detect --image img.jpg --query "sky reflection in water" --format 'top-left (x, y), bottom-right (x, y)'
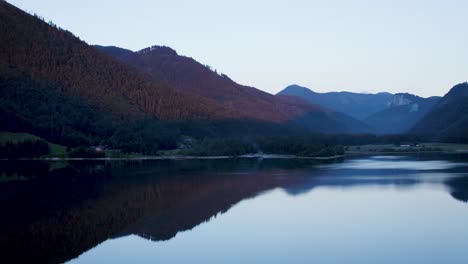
top-left (67, 155), bottom-right (468, 264)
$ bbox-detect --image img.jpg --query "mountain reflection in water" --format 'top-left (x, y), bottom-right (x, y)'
top-left (0, 154), bottom-right (467, 264)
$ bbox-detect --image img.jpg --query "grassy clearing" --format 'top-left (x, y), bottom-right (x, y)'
top-left (0, 131), bottom-right (67, 157)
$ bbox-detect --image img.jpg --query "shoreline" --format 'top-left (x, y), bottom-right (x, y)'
top-left (0, 154), bottom-right (346, 161)
top-left (345, 150), bottom-right (468, 156)
top-left (2, 150), bottom-right (467, 162)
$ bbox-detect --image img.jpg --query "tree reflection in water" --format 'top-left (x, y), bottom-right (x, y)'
top-left (0, 155), bottom-right (467, 264)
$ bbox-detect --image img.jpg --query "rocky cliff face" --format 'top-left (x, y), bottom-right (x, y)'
top-left (388, 93), bottom-right (420, 108)
top-left (365, 93), bottom-right (441, 134)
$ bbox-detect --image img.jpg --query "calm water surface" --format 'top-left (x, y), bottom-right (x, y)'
top-left (1, 154), bottom-right (468, 263)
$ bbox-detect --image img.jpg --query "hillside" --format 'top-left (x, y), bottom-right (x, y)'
top-left (1, 1), bottom-right (249, 148)
top-left (278, 84), bottom-right (393, 120)
top-left (93, 45), bottom-right (133, 58)
top-left (95, 45), bottom-right (372, 134)
top-left (411, 82), bottom-right (468, 142)
top-left (0, 2), bottom-right (231, 120)
top-left (0, 0), bottom-right (375, 158)
top-left (365, 93), bottom-right (440, 134)
top-left (275, 95), bottom-right (373, 134)
top-left (0, 131), bottom-right (67, 157)
top-left (95, 45), bottom-right (321, 122)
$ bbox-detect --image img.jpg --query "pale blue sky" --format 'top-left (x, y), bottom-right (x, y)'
top-left (8, 0), bottom-right (468, 97)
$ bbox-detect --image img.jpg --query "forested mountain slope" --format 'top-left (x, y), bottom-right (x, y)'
top-left (411, 82), bottom-right (468, 142)
top-left (96, 45), bottom-right (372, 134)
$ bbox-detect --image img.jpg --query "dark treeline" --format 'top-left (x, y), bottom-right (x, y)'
top-left (257, 138), bottom-right (345, 157)
top-left (0, 140), bottom-right (49, 159)
top-left (184, 137), bottom-right (345, 157)
top-left (182, 138), bottom-right (257, 156)
top-left (182, 133), bottom-right (442, 157)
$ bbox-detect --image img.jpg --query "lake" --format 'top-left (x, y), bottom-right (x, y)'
top-left (1, 154), bottom-right (468, 263)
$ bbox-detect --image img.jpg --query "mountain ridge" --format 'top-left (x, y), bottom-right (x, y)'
top-left (365, 93), bottom-right (441, 134)
top-left (411, 82), bottom-right (468, 142)
top-left (95, 45), bottom-right (372, 134)
top-left (278, 84), bottom-right (394, 120)
top-left (0, 0), bottom-right (372, 155)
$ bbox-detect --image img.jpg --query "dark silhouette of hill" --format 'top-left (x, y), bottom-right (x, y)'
top-left (365, 93), bottom-right (440, 134)
top-left (278, 84), bottom-right (393, 120)
top-left (411, 82), bottom-right (468, 142)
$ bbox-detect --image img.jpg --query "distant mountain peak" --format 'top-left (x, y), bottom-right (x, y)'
top-left (446, 82), bottom-right (468, 97)
top-left (138, 45), bottom-right (178, 56)
top-left (284, 84), bottom-right (317, 93)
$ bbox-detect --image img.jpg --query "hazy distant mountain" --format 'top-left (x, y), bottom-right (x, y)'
top-left (411, 82), bottom-right (468, 141)
top-left (278, 85), bottom-right (393, 120)
top-left (365, 93), bottom-right (441, 134)
top-left (276, 95), bottom-right (374, 134)
top-left (95, 45), bottom-right (373, 134)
